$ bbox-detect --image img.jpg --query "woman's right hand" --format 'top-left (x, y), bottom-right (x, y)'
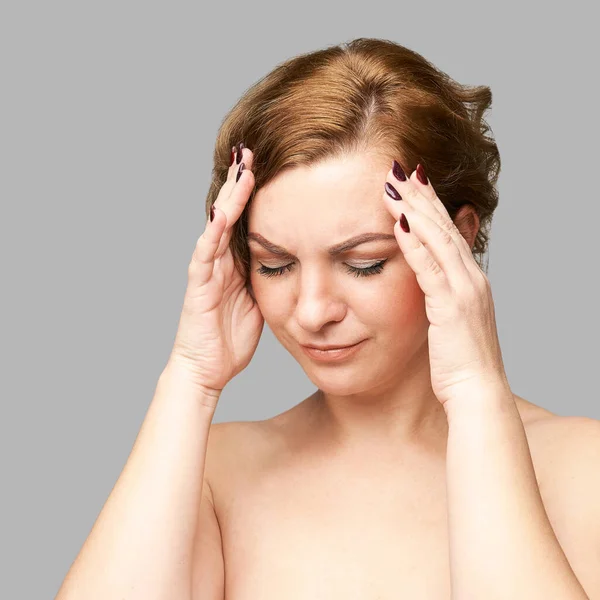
top-left (167, 143), bottom-right (264, 403)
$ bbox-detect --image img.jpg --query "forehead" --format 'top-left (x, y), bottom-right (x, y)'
top-left (248, 152), bottom-right (393, 236)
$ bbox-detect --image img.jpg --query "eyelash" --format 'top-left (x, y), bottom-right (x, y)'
top-left (256, 259), bottom-right (388, 279)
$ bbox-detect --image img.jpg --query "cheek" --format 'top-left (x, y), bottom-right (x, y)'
top-left (379, 273), bottom-right (428, 331)
top-left (249, 272), bottom-right (286, 322)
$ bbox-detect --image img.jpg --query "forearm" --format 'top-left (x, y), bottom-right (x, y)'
top-left (55, 362), bottom-right (219, 600)
top-left (444, 386), bottom-right (588, 600)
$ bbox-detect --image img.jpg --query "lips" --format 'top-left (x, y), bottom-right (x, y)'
top-left (302, 341), bottom-right (362, 350)
top-left (300, 339), bottom-right (367, 362)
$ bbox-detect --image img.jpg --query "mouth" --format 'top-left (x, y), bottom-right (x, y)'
top-left (302, 342), bottom-right (362, 350)
top-left (300, 339), bottom-right (367, 362)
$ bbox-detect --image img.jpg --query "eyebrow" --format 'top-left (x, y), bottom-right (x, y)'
top-left (247, 232), bottom-right (397, 258)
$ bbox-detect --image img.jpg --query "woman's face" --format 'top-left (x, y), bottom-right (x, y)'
top-left (247, 151), bottom-right (431, 395)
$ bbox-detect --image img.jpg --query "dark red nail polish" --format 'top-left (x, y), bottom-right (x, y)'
top-left (230, 146), bottom-right (236, 166)
top-left (385, 182), bottom-right (402, 201)
top-left (399, 213), bottom-right (410, 233)
top-left (210, 205), bottom-right (215, 222)
top-left (416, 163), bottom-right (429, 185)
top-left (392, 160), bottom-right (407, 182)
top-left (236, 142), bottom-right (244, 164)
top-left (236, 162), bottom-right (245, 182)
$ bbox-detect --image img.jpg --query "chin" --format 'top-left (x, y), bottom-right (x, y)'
top-left (303, 368), bottom-right (381, 397)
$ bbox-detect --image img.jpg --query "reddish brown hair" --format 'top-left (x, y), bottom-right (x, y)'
top-left (206, 37), bottom-right (501, 283)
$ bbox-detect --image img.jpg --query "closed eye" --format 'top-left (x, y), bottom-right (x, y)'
top-left (256, 260), bottom-right (388, 279)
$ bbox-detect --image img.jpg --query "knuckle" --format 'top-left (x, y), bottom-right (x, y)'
top-left (194, 232), bottom-right (207, 253)
top-left (424, 250), bottom-right (443, 277)
top-left (187, 257), bottom-right (198, 276)
top-left (456, 232), bottom-right (471, 252)
top-left (438, 216), bottom-right (458, 238)
top-left (406, 186), bottom-right (421, 201)
top-left (438, 227), bottom-right (454, 246)
top-left (190, 240), bottom-right (208, 269)
top-left (448, 220), bottom-right (461, 238)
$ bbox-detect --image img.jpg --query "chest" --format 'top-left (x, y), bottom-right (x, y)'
top-left (210, 418), bottom-right (582, 600)
top-left (216, 458), bottom-right (454, 599)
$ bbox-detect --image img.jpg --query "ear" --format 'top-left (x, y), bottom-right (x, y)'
top-left (453, 204), bottom-right (480, 250)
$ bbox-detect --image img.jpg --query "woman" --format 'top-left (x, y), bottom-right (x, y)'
top-left (56, 38), bottom-right (598, 599)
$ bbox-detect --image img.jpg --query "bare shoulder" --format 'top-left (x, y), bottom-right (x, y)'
top-left (515, 392), bottom-right (600, 459)
top-left (528, 408), bottom-right (600, 491)
top-left (512, 393), bottom-right (557, 426)
top-left (532, 409), bottom-right (600, 572)
top-left (521, 400), bottom-right (600, 526)
top-left (204, 420), bottom-right (252, 480)
top-left (513, 394), bottom-right (600, 485)
top-left (203, 418), bottom-right (283, 497)
top-left (206, 419), bottom-right (280, 462)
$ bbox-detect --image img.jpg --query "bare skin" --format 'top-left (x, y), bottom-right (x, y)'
top-left (190, 150), bottom-right (597, 597)
top-left (196, 393), bottom-right (596, 599)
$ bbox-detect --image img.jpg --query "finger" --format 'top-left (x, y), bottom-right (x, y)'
top-left (393, 201), bottom-right (472, 294)
top-left (394, 213), bottom-right (450, 301)
top-left (208, 146), bottom-right (255, 259)
top-left (223, 142), bottom-right (249, 189)
top-left (226, 145), bottom-right (255, 226)
top-left (213, 143), bottom-right (254, 216)
top-left (384, 176), bottom-right (470, 280)
top-left (216, 168), bottom-right (255, 259)
top-left (412, 166), bottom-right (477, 267)
top-left (386, 162), bottom-right (474, 263)
top-left (189, 205), bottom-right (227, 287)
top-left (222, 144), bottom-right (254, 206)
top-left (412, 164), bottom-right (453, 222)
top-left (408, 167), bottom-right (484, 281)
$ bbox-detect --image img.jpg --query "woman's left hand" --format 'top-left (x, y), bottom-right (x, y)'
top-left (382, 162), bottom-right (511, 408)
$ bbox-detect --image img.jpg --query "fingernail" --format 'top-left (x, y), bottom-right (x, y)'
top-left (392, 160), bottom-right (407, 182)
top-left (385, 182), bottom-right (402, 201)
top-left (236, 162), bottom-right (245, 182)
top-left (399, 213), bottom-right (410, 233)
top-left (210, 205), bottom-right (215, 222)
top-left (236, 142), bottom-right (245, 164)
top-left (416, 163), bottom-right (429, 185)
top-left (230, 146), bottom-right (236, 166)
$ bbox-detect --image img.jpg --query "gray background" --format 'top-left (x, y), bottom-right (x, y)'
top-left (1, 1), bottom-right (598, 598)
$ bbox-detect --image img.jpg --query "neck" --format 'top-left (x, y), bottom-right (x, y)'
top-left (304, 350), bottom-right (448, 461)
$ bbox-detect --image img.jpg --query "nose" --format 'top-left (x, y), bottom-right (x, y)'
top-left (295, 267), bottom-right (346, 332)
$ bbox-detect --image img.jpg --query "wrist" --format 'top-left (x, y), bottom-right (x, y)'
top-left (160, 360), bottom-right (222, 410)
top-left (442, 379), bottom-right (515, 422)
